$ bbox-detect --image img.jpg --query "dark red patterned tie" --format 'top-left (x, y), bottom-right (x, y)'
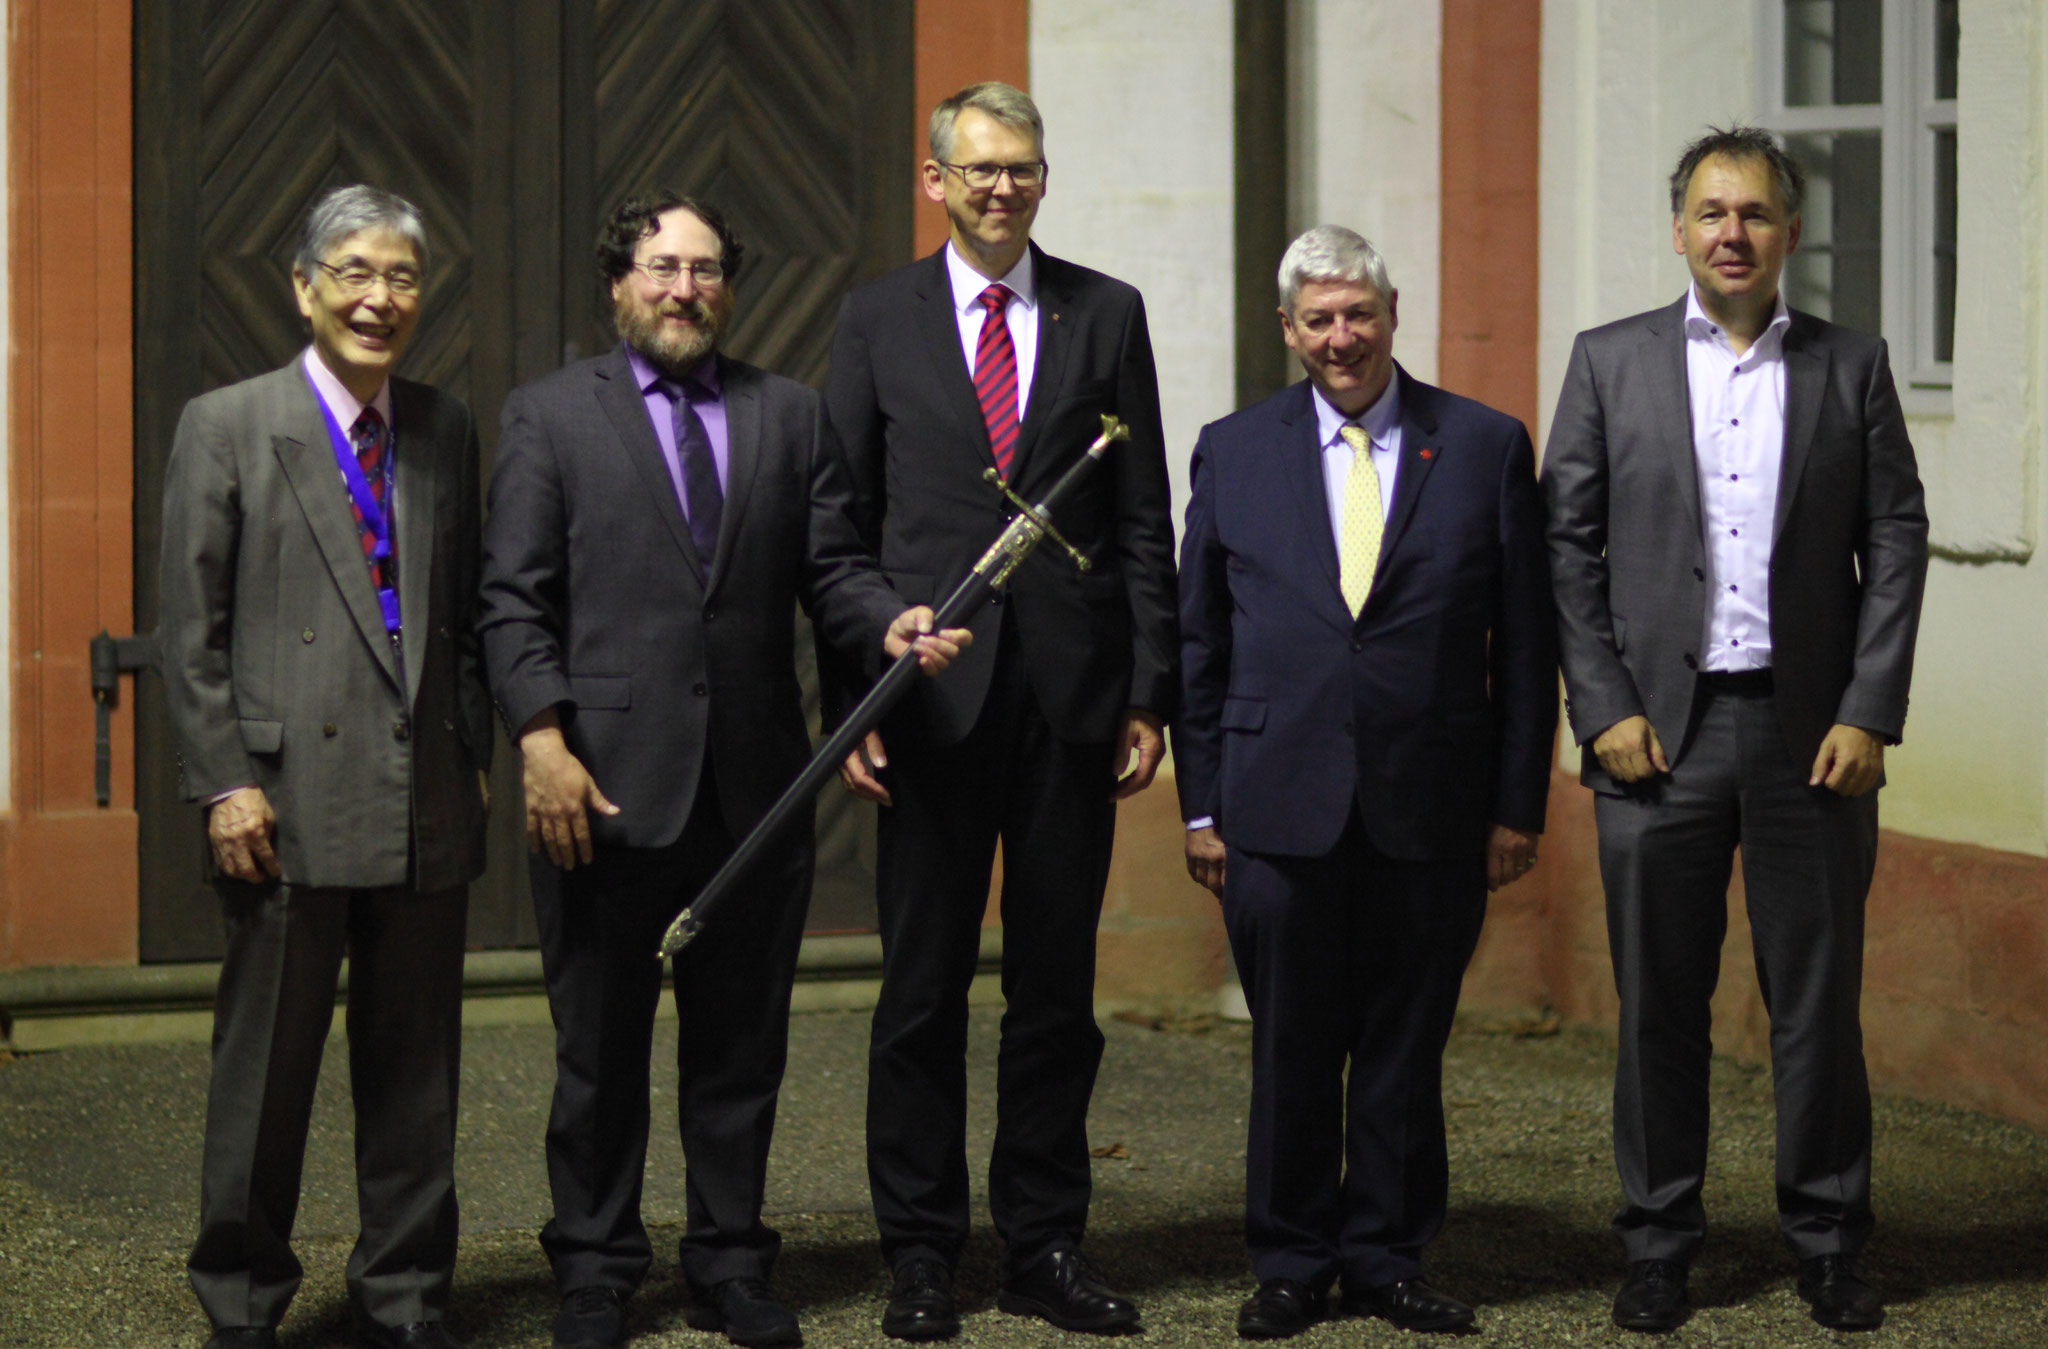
top-left (351, 407), bottom-right (392, 589)
top-left (973, 283), bottom-right (1020, 476)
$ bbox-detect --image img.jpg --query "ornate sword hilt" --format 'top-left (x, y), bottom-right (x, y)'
top-left (983, 469), bottom-right (1093, 573)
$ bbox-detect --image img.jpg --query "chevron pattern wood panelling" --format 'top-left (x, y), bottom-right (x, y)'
top-left (589, 0), bottom-right (871, 385)
top-left (189, 0), bottom-right (477, 400)
top-left (134, 0), bottom-right (911, 957)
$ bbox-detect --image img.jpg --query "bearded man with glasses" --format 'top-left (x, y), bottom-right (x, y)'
top-left (825, 80), bottom-right (1178, 1341)
top-left (480, 189), bottom-right (966, 1349)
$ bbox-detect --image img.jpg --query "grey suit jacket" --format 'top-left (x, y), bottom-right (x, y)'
top-left (1544, 297), bottom-right (1929, 791)
top-left (478, 346), bottom-right (903, 852)
top-left (158, 357), bottom-right (492, 892)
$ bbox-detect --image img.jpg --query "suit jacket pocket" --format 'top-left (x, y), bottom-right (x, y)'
top-left (1220, 696), bottom-right (1267, 732)
top-left (568, 675), bottom-right (631, 711)
top-left (238, 718), bottom-right (284, 754)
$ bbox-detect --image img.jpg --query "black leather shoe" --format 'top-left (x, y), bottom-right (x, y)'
top-left (1341, 1279), bottom-right (1476, 1333)
top-left (1611, 1259), bottom-right (1689, 1332)
top-left (997, 1247), bottom-right (1140, 1334)
top-left (881, 1258), bottom-right (961, 1341)
top-left (553, 1286), bottom-right (629, 1349)
top-left (204, 1330), bottom-right (276, 1349)
top-left (686, 1277), bottom-right (802, 1347)
top-left (1236, 1279), bottom-right (1324, 1339)
top-left (354, 1324), bottom-right (462, 1349)
top-left (1797, 1254), bottom-right (1884, 1331)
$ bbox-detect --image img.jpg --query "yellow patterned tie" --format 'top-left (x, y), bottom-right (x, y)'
top-left (1338, 424), bottom-right (1384, 617)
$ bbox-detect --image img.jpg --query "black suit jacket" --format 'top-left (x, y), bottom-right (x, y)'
top-left (158, 358), bottom-right (491, 893)
top-left (1544, 298), bottom-right (1929, 789)
top-left (825, 243), bottom-right (1179, 744)
top-left (478, 346), bottom-right (903, 850)
top-left (1175, 369), bottom-right (1556, 861)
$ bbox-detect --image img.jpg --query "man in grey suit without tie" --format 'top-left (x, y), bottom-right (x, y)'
top-left (478, 191), bottom-right (966, 1349)
top-left (160, 186), bottom-right (489, 1349)
top-left (1543, 127), bottom-right (1928, 1334)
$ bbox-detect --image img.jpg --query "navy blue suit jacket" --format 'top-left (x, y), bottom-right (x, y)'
top-left (1174, 368), bottom-right (1557, 862)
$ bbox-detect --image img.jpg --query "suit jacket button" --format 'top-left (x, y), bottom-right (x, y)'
top-left (1684, 654), bottom-right (1698, 669)
top-left (1351, 638), bottom-right (1364, 653)
top-left (301, 628), bottom-right (315, 643)
top-left (393, 719), bottom-right (411, 741)
top-left (990, 592), bottom-right (1003, 606)
top-left (704, 608), bottom-right (716, 622)
top-left (443, 718), bottom-right (456, 732)
top-left (694, 682), bottom-right (709, 697)
top-left (1692, 568), bottom-right (1704, 581)
top-left (323, 722), bottom-right (338, 737)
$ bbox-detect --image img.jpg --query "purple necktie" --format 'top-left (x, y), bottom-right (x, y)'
top-left (660, 377), bottom-right (723, 567)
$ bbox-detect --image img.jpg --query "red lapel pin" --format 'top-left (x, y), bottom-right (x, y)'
top-left (1419, 448), bottom-right (1434, 459)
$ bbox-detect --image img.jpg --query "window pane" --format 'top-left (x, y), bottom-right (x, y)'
top-left (1783, 131), bottom-right (1883, 335)
top-left (1784, 0), bottom-right (1884, 106)
top-left (1933, 128), bottom-right (1957, 362)
top-left (1935, 0), bottom-right (1959, 100)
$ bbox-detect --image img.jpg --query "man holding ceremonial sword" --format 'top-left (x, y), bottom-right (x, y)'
top-left (478, 191), bottom-right (967, 1349)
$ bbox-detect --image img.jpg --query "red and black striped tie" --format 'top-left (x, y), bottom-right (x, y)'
top-left (973, 283), bottom-right (1020, 477)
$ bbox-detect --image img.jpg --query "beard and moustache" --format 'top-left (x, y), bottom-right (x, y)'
top-left (616, 291), bottom-right (725, 379)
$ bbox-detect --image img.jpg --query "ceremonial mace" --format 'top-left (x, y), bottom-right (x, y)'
top-left (657, 413), bottom-right (1131, 958)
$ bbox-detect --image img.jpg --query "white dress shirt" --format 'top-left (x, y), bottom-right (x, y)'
top-left (944, 242), bottom-right (1039, 420)
top-left (1685, 286), bottom-right (1789, 673)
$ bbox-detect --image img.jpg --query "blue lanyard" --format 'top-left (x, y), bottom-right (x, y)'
top-left (306, 367), bottom-right (401, 635)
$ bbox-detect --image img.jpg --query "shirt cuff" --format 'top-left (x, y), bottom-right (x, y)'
top-left (1185, 816), bottom-right (1215, 832)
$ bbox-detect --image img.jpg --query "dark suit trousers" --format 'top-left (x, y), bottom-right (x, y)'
top-left (1223, 814), bottom-right (1486, 1291)
top-left (189, 879), bottom-right (467, 1332)
top-left (1597, 682), bottom-right (1879, 1263)
top-left (867, 624), bottom-right (1117, 1271)
top-left (532, 764), bottom-right (810, 1294)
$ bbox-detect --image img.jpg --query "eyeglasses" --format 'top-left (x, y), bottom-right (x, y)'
top-left (316, 260), bottom-right (422, 296)
top-left (633, 257), bottom-right (726, 288)
top-left (938, 160), bottom-right (1048, 190)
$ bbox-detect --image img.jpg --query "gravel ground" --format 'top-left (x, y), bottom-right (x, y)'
top-left (3, 1007), bottom-right (2046, 1347)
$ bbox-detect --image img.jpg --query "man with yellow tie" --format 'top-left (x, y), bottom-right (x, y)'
top-left (1176, 226), bottom-right (1557, 1339)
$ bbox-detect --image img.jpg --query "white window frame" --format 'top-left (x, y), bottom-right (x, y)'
top-left (1759, 0), bottom-right (1957, 407)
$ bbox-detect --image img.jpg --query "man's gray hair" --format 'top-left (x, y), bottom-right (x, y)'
top-left (1277, 226), bottom-right (1393, 314)
top-left (929, 81), bottom-right (1044, 162)
top-left (292, 185), bottom-right (430, 278)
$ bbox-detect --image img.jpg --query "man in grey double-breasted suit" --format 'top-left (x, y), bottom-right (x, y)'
top-left (1544, 127), bottom-right (1928, 1335)
top-left (159, 186), bottom-right (489, 1349)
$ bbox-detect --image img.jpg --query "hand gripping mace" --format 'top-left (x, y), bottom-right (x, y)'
top-left (657, 414), bottom-right (1132, 958)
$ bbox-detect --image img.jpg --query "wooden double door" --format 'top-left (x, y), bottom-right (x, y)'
top-left (132, 0), bottom-right (913, 960)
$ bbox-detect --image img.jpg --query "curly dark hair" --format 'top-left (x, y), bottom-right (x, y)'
top-left (1669, 125), bottom-right (1806, 218)
top-left (595, 189), bottom-right (745, 284)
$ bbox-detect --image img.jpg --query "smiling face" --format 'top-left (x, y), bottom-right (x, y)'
top-left (610, 206), bottom-right (733, 377)
top-left (922, 107), bottom-right (1045, 278)
top-left (1673, 151), bottom-right (1801, 325)
top-left (292, 226), bottom-right (421, 401)
top-left (1281, 277), bottom-right (1399, 417)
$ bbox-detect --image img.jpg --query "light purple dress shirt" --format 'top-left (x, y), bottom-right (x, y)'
top-left (625, 345), bottom-right (730, 522)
